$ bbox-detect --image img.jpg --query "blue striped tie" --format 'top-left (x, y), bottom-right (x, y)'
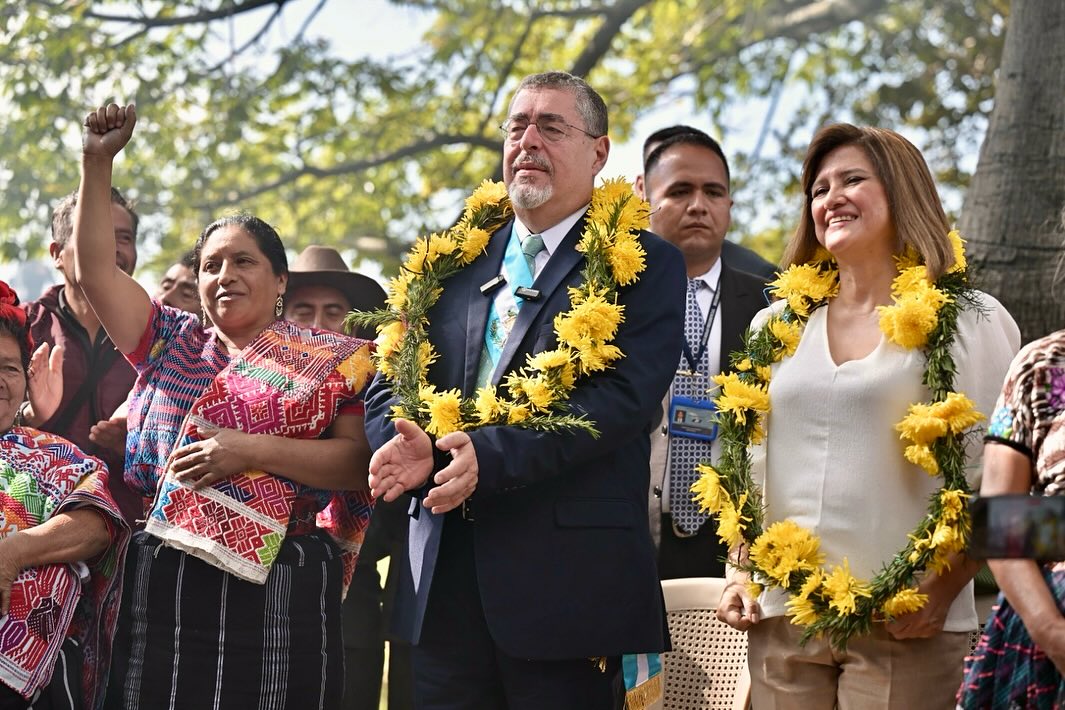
top-left (476, 233), bottom-right (545, 387)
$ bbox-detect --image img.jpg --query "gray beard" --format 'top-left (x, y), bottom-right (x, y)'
top-left (509, 181), bottom-right (553, 210)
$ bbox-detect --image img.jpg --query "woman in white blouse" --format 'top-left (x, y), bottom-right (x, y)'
top-left (716, 124), bottom-right (1021, 709)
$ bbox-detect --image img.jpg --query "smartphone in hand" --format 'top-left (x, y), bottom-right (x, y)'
top-left (969, 495), bottom-right (1065, 560)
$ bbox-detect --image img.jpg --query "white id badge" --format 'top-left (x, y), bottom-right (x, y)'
top-left (668, 396), bottom-right (718, 441)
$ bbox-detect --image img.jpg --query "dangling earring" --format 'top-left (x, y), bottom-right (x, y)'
top-left (275, 295), bottom-right (284, 318)
top-left (201, 307), bottom-right (211, 327)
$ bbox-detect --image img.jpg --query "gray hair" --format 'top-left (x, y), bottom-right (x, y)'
top-left (512, 71), bottom-right (608, 138)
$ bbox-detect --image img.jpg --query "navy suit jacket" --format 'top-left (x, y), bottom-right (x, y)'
top-left (364, 213), bottom-right (686, 660)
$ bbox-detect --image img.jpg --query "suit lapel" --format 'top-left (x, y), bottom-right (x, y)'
top-left (462, 220), bottom-right (514, 393)
top-left (491, 215), bottom-right (586, 385)
top-left (719, 263), bottom-right (768, 368)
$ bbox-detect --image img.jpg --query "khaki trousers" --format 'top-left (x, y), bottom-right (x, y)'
top-left (747, 616), bottom-right (970, 710)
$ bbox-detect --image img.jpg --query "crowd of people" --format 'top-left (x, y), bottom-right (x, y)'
top-left (0, 69), bottom-right (1058, 710)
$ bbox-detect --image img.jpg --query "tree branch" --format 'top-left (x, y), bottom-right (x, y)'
top-left (664, 0), bottom-right (889, 84)
top-left (208, 2), bottom-right (286, 72)
top-left (292, 0), bottom-right (329, 42)
top-left (88, 0), bottom-right (291, 29)
top-left (196, 132), bottom-right (502, 209)
top-left (569, 0), bottom-right (654, 77)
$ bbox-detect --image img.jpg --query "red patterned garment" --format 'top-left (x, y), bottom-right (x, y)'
top-left (0, 427), bottom-right (128, 705)
top-left (143, 318), bottom-right (376, 587)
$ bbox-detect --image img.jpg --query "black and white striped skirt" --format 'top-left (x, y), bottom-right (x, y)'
top-left (103, 530), bottom-right (345, 710)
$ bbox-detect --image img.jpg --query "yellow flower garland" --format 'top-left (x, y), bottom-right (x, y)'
top-left (693, 231), bottom-right (983, 648)
top-left (348, 178), bottom-right (648, 438)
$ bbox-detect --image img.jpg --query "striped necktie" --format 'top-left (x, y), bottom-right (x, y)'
top-left (669, 278), bottom-right (713, 535)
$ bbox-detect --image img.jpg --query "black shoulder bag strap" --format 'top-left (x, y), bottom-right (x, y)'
top-left (49, 344), bottom-right (122, 433)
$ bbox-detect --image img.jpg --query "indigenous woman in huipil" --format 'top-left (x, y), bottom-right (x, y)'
top-left (71, 104), bottom-right (375, 709)
top-left (0, 281), bottom-right (128, 710)
top-left (711, 124), bottom-right (1020, 709)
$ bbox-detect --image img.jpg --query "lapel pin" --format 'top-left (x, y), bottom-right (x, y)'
top-left (480, 274), bottom-right (506, 294)
top-left (515, 286), bottom-right (541, 301)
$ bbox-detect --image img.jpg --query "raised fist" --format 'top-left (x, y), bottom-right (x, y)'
top-left (82, 103), bottom-right (137, 159)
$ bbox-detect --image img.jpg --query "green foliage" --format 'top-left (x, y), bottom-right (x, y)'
top-left (0, 0), bottom-right (1008, 273)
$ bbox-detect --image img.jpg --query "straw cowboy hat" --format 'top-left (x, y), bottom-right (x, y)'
top-left (286, 245), bottom-right (386, 337)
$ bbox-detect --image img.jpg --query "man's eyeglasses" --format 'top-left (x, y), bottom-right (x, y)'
top-left (500, 118), bottom-right (600, 143)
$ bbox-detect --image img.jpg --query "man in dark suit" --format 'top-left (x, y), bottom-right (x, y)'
top-left (363, 71), bottom-right (685, 709)
top-left (635, 125), bottom-right (778, 281)
top-left (641, 130), bottom-right (770, 579)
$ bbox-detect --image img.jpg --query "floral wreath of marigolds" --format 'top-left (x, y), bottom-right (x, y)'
top-left (693, 231), bottom-right (985, 649)
top-left (347, 178), bottom-right (649, 439)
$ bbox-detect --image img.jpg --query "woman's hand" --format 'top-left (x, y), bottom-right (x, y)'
top-left (83, 103), bottom-right (137, 159)
top-left (89, 415), bottom-right (127, 454)
top-left (884, 585), bottom-right (951, 639)
top-left (168, 425), bottom-right (252, 490)
top-left (24, 342), bottom-right (63, 426)
top-left (717, 571), bottom-right (762, 631)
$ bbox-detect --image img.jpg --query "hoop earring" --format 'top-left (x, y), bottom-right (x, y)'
top-left (275, 295), bottom-right (284, 318)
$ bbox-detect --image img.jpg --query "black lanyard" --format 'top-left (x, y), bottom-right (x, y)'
top-left (680, 274), bottom-right (723, 374)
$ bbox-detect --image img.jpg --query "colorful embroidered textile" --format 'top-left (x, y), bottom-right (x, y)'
top-left (143, 318), bottom-right (375, 585)
top-left (0, 427), bottom-right (128, 706)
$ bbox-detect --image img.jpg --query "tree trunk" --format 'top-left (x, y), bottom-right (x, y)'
top-left (959, 0), bottom-right (1065, 344)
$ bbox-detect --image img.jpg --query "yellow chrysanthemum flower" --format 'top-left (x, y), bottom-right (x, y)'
top-left (473, 385), bottom-right (505, 424)
top-left (939, 489), bottom-right (969, 522)
top-left (691, 463), bottom-right (726, 514)
top-left (376, 320), bottom-right (406, 359)
top-left (768, 317), bottom-right (802, 357)
top-left (528, 349), bottom-right (571, 372)
top-left (713, 372), bottom-right (770, 426)
top-left (755, 365), bottom-right (772, 383)
top-left (507, 403), bottom-right (530, 424)
top-left (573, 342), bottom-right (623, 374)
top-left (749, 419), bottom-right (767, 445)
top-left (821, 559), bottom-right (870, 616)
top-left (386, 272), bottom-right (415, 311)
top-left (404, 238), bottom-right (430, 275)
top-left (811, 246), bottom-right (835, 264)
top-left (715, 493), bottom-right (751, 548)
top-left (607, 235), bottom-right (646, 286)
top-left (878, 282), bottom-right (949, 349)
top-left (750, 520), bottom-right (825, 588)
top-left (735, 357), bottom-right (752, 372)
top-left (931, 392), bottom-right (984, 433)
top-left (554, 295), bottom-right (624, 345)
top-left (948, 229), bottom-right (967, 274)
top-left (896, 403), bottom-right (950, 446)
top-left (892, 265), bottom-right (931, 296)
top-left (786, 593), bottom-right (821, 627)
top-left (585, 177), bottom-right (651, 238)
top-left (426, 233), bottom-right (458, 265)
top-left (882, 588), bottom-right (928, 618)
top-left (770, 264), bottom-right (839, 317)
top-left (747, 580), bottom-right (764, 600)
top-left (895, 245), bottom-right (922, 270)
top-left (904, 443), bottom-right (940, 475)
top-left (463, 180), bottom-right (509, 215)
top-left (520, 377), bottom-right (555, 411)
top-left (421, 387), bottom-right (464, 436)
top-left (416, 341), bottom-right (439, 371)
top-left (460, 227), bottom-right (491, 263)
top-left (929, 520), bottom-right (963, 553)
